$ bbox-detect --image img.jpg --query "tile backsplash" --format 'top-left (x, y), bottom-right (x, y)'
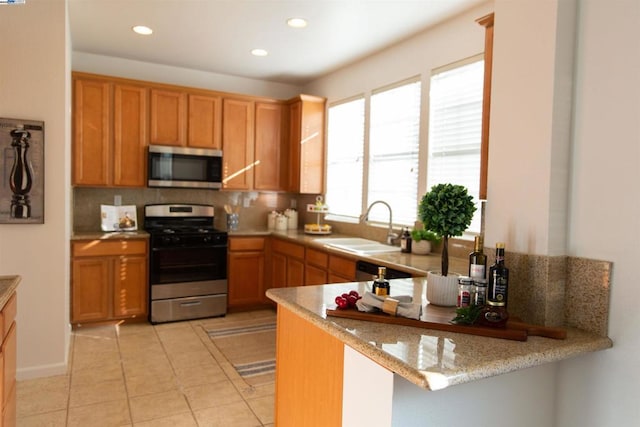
top-left (73, 187), bottom-right (298, 232)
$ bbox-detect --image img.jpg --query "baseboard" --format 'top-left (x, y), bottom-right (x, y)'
top-left (17, 362), bottom-right (68, 381)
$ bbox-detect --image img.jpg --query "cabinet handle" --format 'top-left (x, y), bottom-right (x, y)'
top-left (180, 301), bottom-right (202, 307)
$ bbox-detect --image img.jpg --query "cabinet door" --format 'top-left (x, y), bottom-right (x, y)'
top-left (298, 98), bottom-right (325, 194)
top-left (73, 78), bottom-right (111, 185)
top-left (271, 252), bottom-right (287, 289)
top-left (287, 97), bottom-right (326, 194)
top-left (113, 255), bottom-right (148, 318)
top-left (305, 264), bottom-right (328, 286)
top-left (222, 98), bottom-right (255, 190)
top-left (2, 323), bottom-right (15, 410)
top-left (150, 89), bottom-right (187, 146)
top-left (287, 101), bottom-right (302, 192)
top-left (254, 102), bottom-right (284, 191)
top-left (228, 251), bottom-right (265, 307)
top-left (329, 255), bottom-right (356, 282)
top-left (113, 84), bottom-right (147, 186)
top-left (188, 94), bottom-right (222, 149)
top-left (287, 258), bottom-right (305, 287)
top-left (71, 258), bottom-right (111, 323)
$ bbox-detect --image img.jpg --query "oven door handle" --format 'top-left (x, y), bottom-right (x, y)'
top-left (180, 301), bottom-right (203, 307)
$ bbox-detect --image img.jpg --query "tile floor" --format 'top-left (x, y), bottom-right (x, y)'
top-left (16, 309), bottom-right (277, 427)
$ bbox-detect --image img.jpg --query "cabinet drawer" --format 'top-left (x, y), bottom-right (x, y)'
top-left (271, 238), bottom-right (305, 259)
top-left (72, 239), bottom-right (148, 257)
top-left (306, 248), bottom-right (328, 269)
top-left (329, 255), bottom-right (356, 279)
top-left (229, 237), bottom-right (265, 252)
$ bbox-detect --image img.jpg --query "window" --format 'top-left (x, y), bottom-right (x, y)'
top-left (427, 58), bottom-right (484, 233)
top-left (325, 97), bottom-right (365, 218)
top-left (368, 80), bottom-right (421, 225)
top-left (324, 59), bottom-right (484, 235)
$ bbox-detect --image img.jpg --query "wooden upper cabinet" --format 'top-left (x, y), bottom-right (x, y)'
top-left (222, 98), bottom-right (255, 190)
top-left (73, 75), bottom-right (148, 187)
top-left (287, 95), bottom-right (326, 194)
top-left (188, 94), bottom-right (222, 149)
top-left (150, 88), bottom-right (187, 146)
top-left (113, 84), bottom-right (147, 186)
top-left (73, 78), bottom-right (111, 185)
top-left (254, 102), bottom-right (285, 191)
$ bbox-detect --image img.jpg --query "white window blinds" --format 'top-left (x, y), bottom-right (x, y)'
top-left (427, 59), bottom-right (484, 233)
top-left (368, 80), bottom-right (421, 225)
top-left (325, 98), bottom-right (365, 218)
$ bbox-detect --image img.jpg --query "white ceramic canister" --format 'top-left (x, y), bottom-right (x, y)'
top-left (267, 211), bottom-right (277, 230)
top-left (285, 209), bottom-right (298, 229)
top-left (275, 214), bottom-right (288, 231)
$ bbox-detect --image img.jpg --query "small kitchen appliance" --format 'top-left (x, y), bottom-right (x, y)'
top-left (147, 145), bottom-right (223, 189)
top-left (144, 203), bottom-right (228, 323)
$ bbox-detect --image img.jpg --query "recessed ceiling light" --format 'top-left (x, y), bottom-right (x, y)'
top-left (251, 48), bottom-right (268, 57)
top-left (132, 25), bottom-right (153, 36)
top-left (287, 17), bottom-right (308, 28)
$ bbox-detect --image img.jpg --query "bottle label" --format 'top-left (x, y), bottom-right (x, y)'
top-left (470, 264), bottom-right (485, 279)
top-left (457, 288), bottom-right (471, 307)
top-left (490, 273), bottom-right (508, 303)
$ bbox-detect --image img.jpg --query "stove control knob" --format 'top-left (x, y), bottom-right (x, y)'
top-left (172, 236), bottom-right (181, 245)
top-left (202, 235), bottom-right (213, 244)
top-left (161, 236), bottom-right (173, 246)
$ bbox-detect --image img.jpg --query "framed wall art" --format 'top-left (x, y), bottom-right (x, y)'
top-left (0, 117), bottom-right (44, 224)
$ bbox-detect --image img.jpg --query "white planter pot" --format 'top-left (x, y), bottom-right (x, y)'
top-left (411, 240), bottom-right (431, 255)
top-left (426, 271), bottom-right (459, 307)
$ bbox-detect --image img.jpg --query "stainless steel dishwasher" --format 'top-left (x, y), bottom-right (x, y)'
top-left (355, 260), bottom-right (412, 282)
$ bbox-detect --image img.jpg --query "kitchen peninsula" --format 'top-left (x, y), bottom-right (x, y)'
top-left (267, 278), bottom-right (612, 427)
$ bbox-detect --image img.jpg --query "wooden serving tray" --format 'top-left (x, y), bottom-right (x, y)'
top-left (325, 306), bottom-right (566, 342)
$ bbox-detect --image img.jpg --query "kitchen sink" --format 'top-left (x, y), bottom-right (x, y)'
top-left (313, 237), bottom-right (400, 255)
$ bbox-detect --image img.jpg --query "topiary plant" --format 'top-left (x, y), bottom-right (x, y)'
top-left (418, 183), bottom-right (476, 276)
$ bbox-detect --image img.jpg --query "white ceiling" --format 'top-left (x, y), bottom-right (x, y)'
top-left (69, 0), bottom-right (485, 85)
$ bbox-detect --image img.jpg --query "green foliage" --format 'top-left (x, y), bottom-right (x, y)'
top-left (418, 183), bottom-right (476, 239)
top-left (418, 184), bottom-right (476, 276)
top-left (451, 305), bottom-right (483, 325)
top-left (410, 228), bottom-right (441, 243)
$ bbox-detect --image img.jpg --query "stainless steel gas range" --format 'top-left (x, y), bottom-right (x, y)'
top-left (144, 204), bottom-right (227, 323)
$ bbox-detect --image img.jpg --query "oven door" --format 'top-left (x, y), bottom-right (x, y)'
top-left (149, 244), bottom-right (227, 286)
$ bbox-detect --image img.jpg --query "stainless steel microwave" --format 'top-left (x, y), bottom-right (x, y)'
top-left (147, 145), bottom-right (223, 189)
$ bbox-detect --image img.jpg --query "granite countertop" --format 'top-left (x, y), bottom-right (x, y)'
top-left (71, 230), bottom-right (149, 240)
top-left (230, 228), bottom-right (467, 276)
top-left (0, 276), bottom-right (20, 309)
top-left (266, 277), bottom-right (613, 391)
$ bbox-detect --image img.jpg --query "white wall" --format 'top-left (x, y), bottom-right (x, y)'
top-left (73, 52), bottom-right (303, 100)
top-left (0, 0), bottom-right (70, 379)
top-left (557, 0), bottom-right (640, 425)
top-left (303, 1), bottom-right (494, 198)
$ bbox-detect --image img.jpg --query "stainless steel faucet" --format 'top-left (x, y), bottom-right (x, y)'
top-left (359, 200), bottom-right (399, 245)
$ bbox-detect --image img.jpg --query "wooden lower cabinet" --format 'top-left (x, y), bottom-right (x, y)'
top-left (0, 292), bottom-right (17, 427)
top-left (275, 306), bottom-right (344, 426)
top-left (328, 254), bottom-right (356, 283)
top-left (228, 237), bottom-right (266, 309)
top-left (270, 238), bottom-right (305, 288)
top-left (71, 239), bottom-right (148, 324)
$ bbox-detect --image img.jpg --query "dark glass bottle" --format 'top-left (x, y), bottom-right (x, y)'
top-left (468, 235), bottom-right (487, 280)
top-left (372, 266), bottom-right (390, 296)
top-left (487, 242), bottom-right (509, 307)
top-left (400, 227), bottom-right (412, 253)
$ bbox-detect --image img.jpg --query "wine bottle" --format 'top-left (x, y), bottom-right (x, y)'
top-left (487, 242), bottom-right (509, 307)
top-left (468, 235), bottom-right (487, 279)
top-left (372, 266), bottom-right (390, 296)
